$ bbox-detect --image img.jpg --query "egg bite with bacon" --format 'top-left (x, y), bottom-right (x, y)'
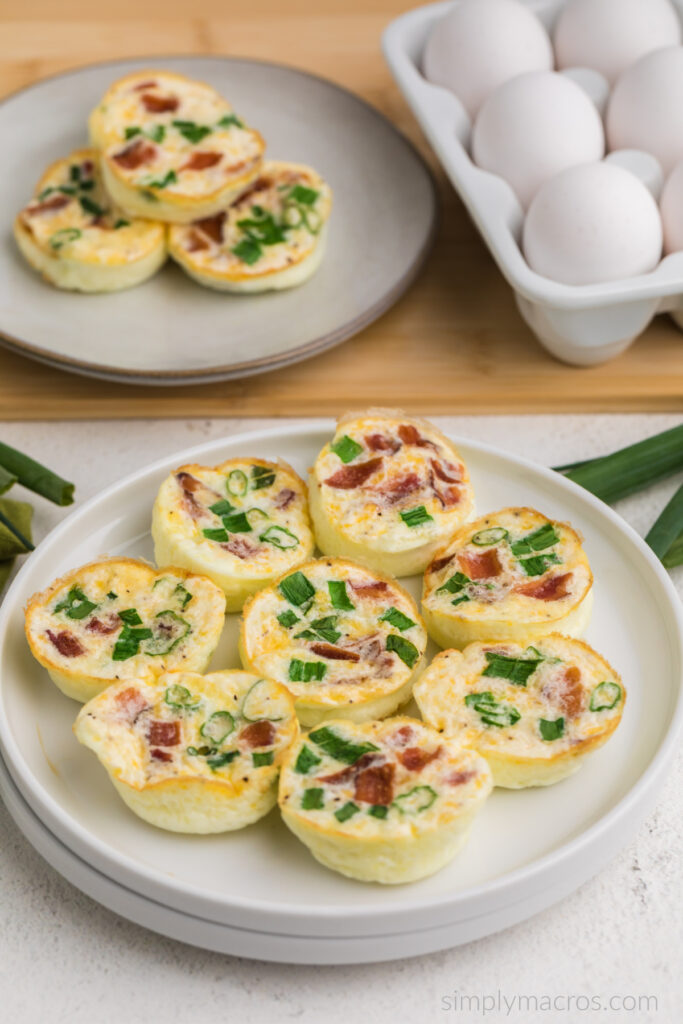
top-left (24, 558), bottom-right (226, 703)
top-left (152, 457), bottom-right (314, 612)
top-left (168, 160), bottom-right (332, 292)
top-left (278, 717), bottom-right (492, 883)
top-left (89, 70), bottom-right (265, 223)
top-left (74, 670), bottom-right (299, 832)
top-left (13, 148), bottom-right (166, 292)
top-left (308, 410), bottom-right (475, 578)
top-left (239, 557), bottom-right (427, 727)
top-left (421, 507), bottom-right (593, 650)
top-left (414, 636), bottom-right (624, 788)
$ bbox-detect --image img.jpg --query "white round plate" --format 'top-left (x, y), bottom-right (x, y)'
top-left (0, 57), bottom-right (436, 385)
top-left (0, 424), bottom-right (681, 963)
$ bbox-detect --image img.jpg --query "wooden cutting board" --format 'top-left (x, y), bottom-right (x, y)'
top-left (1, 0), bottom-right (682, 418)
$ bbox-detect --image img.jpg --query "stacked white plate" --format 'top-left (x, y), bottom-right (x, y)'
top-left (1, 424), bottom-right (681, 963)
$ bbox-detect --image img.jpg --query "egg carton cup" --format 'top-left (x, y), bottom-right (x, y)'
top-left (383, 0), bottom-right (683, 366)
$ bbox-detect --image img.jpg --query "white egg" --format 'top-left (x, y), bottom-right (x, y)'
top-left (660, 160), bottom-right (683, 253)
top-left (555, 0), bottom-right (681, 84)
top-left (523, 162), bottom-right (662, 286)
top-left (422, 0), bottom-right (553, 120)
top-left (472, 71), bottom-right (604, 209)
top-left (607, 47), bottom-right (683, 176)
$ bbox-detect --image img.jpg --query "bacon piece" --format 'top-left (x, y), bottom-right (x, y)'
top-left (147, 720), bottom-right (180, 746)
top-left (112, 138), bottom-right (156, 170)
top-left (222, 536), bottom-right (258, 560)
top-left (341, 634), bottom-right (393, 678)
top-left (431, 459), bottom-right (461, 484)
top-left (226, 158), bottom-right (247, 174)
top-left (399, 746), bottom-right (442, 772)
top-left (181, 151), bottom-right (222, 171)
top-left (355, 763), bottom-right (395, 805)
top-left (140, 92), bottom-right (179, 113)
top-left (132, 79), bottom-right (157, 91)
top-left (176, 471), bottom-right (201, 492)
top-left (324, 457), bottom-right (382, 489)
top-left (429, 553), bottom-right (454, 575)
top-left (376, 472), bottom-right (421, 505)
top-left (391, 725), bottom-right (416, 747)
top-left (319, 752), bottom-right (382, 785)
top-left (114, 687), bottom-right (149, 724)
top-left (80, 159), bottom-right (94, 177)
top-left (273, 488), bottom-right (296, 510)
top-left (176, 471), bottom-right (204, 519)
top-left (515, 572), bottom-right (573, 602)
top-left (398, 424), bottom-right (435, 448)
top-left (150, 748), bottom-right (173, 762)
top-left (193, 211), bottom-right (225, 243)
top-left (234, 178), bottom-right (272, 208)
top-left (86, 614), bottom-right (120, 635)
top-left (46, 629), bottom-right (84, 658)
top-left (240, 720), bottom-right (276, 748)
top-left (186, 230), bottom-right (209, 252)
top-left (459, 548), bottom-right (502, 580)
top-left (349, 579), bottom-right (389, 598)
top-left (544, 665), bottom-right (584, 719)
top-left (447, 769), bottom-right (476, 786)
top-left (365, 433), bottom-right (400, 453)
top-left (433, 483), bottom-right (462, 509)
top-left (310, 642), bottom-right (360, 662)
top-left (28, 194), bottom-right (71, 216)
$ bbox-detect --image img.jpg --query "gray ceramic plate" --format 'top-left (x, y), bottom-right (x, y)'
top-left (0, 56), bottom-right (437, 386)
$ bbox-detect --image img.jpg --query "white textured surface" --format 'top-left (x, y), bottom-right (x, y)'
top-left (0, 415), bottom-right (681, 1024)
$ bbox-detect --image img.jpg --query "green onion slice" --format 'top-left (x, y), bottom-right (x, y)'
top-left (386, 634), bottom-right (419, 668)
top-left (437, 571), bottom-right (471, 595)
top-left (260, 524), bottom-right (298, 549)
top-left (232, 238), bottom-right (261, 264)
top-left (393, 785), bottom-right (437, 815)
top-left (252, 751), bottom-right (274, 767)
top-left (54, 586), bottom-right (97, 620)
top-left (203, 527), bottom-right (229, 542)
top-left (221, 511), bottom-right (252, 534)
top-left (216, 113), bottom-right (244, 129)
top-left (207, 750), bottom-right (239, 770)
top-left (464, 692), bottom-right (521, 728)
top-left (174, 582), bottom-right (192, 609)
top-left (368, 804), bottom-right (388, 819)
top-left (379, 607), bottom-right (416, 632)
top-left (301, 788), bottom-right (324, 810)
top-left (288, 659), bottom-right (326, 682)
top-left (400, 505), bottom-right (434, 528)
top-left (518, 553), bottom-right (561, 577)
top-left (294, 744), bottom-right (321, 774)
top-left (328, 580), bottom-right (355, 610)
top-left (308, 726), bottom-right (379, 764)
top-left (226, 470), bottom-right (248, 497)
top-left (472, 527), bottom-right (508, 546)
top-left (172, 119), bottom-right (212, 144)
top-left (143, 610), bottom-right (191, 655)
top-left (112, 625), bottom-right (153, 661)
top-left (200, 710), bottom-right (235, 745)
top-left (539, 717), bottom-right (565, 741)
top-left (330, 435), bottom-right (363, 464)
top-left (164, 684), bottom-right (200, 709)
top-left (510, 524), bottom-right (560, 556)
top-left (241, 678), bottom-right (287, 722)
top-left (277, 609), bottom-right (299, 628)
top-left (251, 465), bottom-right (276, 490)
top-left (279, 571), bottom-right (315, 606)
top-left (482, 650), bottom-right (543, 685)
top-left (589, 682), bottom-right (622, 712)
top-left (49, 227), bottom-right (82, 250)
top-left (334, 801), bottom-right (359, 823)
top-left (209, 499), bottom-right (235, 517)
top-left (118, 607), bottom-right (142, 626)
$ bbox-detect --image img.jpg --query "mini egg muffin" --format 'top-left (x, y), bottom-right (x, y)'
top-left (168, 160), bottom-right (332, 292)
top-left (89, 70), bottom-right (265, 223)
top-left (422, 507), bottom-right (593, 650)
top-left (308, 409), bottom-right (475, 577)
top-left (13, 148), bottom-right (166, 292)
top-left (239, 558), bottom-right (427, 727)
top-left (279, 717), bottom-right (492, 883)
top-left (25, 558), bottom-right (226, 703)
top-left (415, 637), bottom-right (624, 788)
top-left (152, 458), bottom-right (314, 612)
top-left (74, 670), bottom-right (299, 833)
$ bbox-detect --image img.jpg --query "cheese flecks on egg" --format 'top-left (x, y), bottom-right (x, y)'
top-left (308, 410), bottom-right (476, 577)
top-left (239, 558), bottom-right (428, 727)
top-left (414, 635), bottom-right (625, 788)
top-left (74, 670), bottom-right (299, 833)
top-left (421, 507), bottom-right (593, 649)
top-left (13, 148), bottom-right (166, 292)
top-left (89, 70), bottom-right (265, 223)
top-left (152, 458), bottom-right (315, 612)
top-left (278, 717), bottom-right (492, 883)
top-left (24, 558), bottom-right (226, 703)
top-left (168, 161), bottom-right (332, 292)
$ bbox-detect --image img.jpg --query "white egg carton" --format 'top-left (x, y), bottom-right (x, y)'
top-left (383, 0), bottom-right (683, 365)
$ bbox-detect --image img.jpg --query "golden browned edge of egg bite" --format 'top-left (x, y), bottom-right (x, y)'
top-left (13, 147), bottom-right (167, 292)
top-left (278, 716), bottom-right (492, 883)
top-left (24, 556), bottom-right (226, 703)
top-left (414, 636), bottom-right (625, 789)
top-left (421, 507), bottom-right (594, 650)
top-left (89, 70), bottom-right (265, 224)
top-left (151, 456), bottom-right (315, 612)
top-left (74, 670), bottom-right (299, 833)
top-left (238, 556), bottom-right (428, 727)
top-left (308, 408), bottom-right (476, 578)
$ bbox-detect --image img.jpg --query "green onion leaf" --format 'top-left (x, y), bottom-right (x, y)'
top-left (118, 607), bottom-right (142, 626)
top-left (330, 435), bottom-right (363, 463)
top-left (518, 553), bottom-right (561, 576)
top-left (589, 682), bottom-right (622, 712)
top-left (368, 804), bottom-right (388, 819)
top-left (294, 744), bottom-right (321, 774)
top-left (328, 580), bottom-right (355, 610)
top-left (645, 483), bottom-right (683, 562)
top-left (260, 524), bottom-right (299, 549)
top-left (482, 651), bottom-right (543, 685)
top-left (277, 609), bottom-right (299, 628)
top-left (221, 511), bottom-right (252, 534)
top-left (0, 441), bottom-right (74, 505)
top-left (251, 465), bottom-right (276, 490)
top-left (112, 625), bottom-right (153, 661)
top-left (379, 607), bottom-right (416, 632)
top-left (386, 634), bottom-right (419, 668)
top-left (400, 505), bottom-right (434, 528)
top-left (209, 499), bottom-right (235, 517)
top-left (301, 788), bottom-right (324, 810)
top-left (279, 571), bottom-right (315, 606)
top-left (203, 527), bottom-right (229, 542)
top-left (252, 750), bottom-right (274, 767)
top-left (510, 524), bottom-right (560, 556)
top-left (334, 801), bottom-right (359, 823)
top-left (308, 726), bottom-right (379, 764)
top-left (288, 659), bottom-right (326, 682)
top-left (539, 717), bottom-right (565, 741)
top-left (437, 571), bottom-right (471, 595)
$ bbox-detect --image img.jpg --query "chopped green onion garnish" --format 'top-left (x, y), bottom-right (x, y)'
top-left (143, 610), bottom-right (191, 655)
top-left (209, 499), bottom-right (235, 517)
top-left (482, 651), bottom-right (543, 685)
top-left (125, 125), bottom-right (142, 139)
top-left (277, 609), bottom-right (299, 628)
top-left (106, 591), bottom-right (117, 600)
top-left (145, 169), bottom-right (177, 190)
top-left (221, 511), bottom-right (252, 533)
top-left (368, 804), bottom-right (388, 819)
top-left (294, 744), bottom-right (321, 774)
top-left (510, 524), bottom-right (560, 556)
top-left (289, 184), bottom-right (319, 205)
top-left (437, 571), bottom-right (471, 595)
top-left (252, 751), bottom-right (274, 767)
top-left (301, 788), bottom-right (324, 810)
top-left (589, 682), bottom-right (622, 712)
top-left (393, 785), bottom-right (437, 815)
top-left (386, 634), bottom-right (419, 668)
top-left (472, 527), bottom-right (508, 546)
top-left (174, 582), bottom-right (192, 609)
top-left (451, 594), bottom-right (471, 607)
top-left (164, 684), bottom-right (199, 709)
top-left (148, 124), bottom-right (166, 143)
top-left (379, 607), bottom-right (416, 632)
top-left (279, 571), bottom-right (315, 606)
top-left (207, 750), bottom-right (239, 770)
top-left (118, 608), bottom-right (142, 626)
top-left (518, 553), bottom-right (561, 576)
top-left (200, 711), bottom-right (235, 745)
top-left (216, 113), bottom-right (244, 129)
top-left (260, 524), bottom-right (299, 549)
top-left (0, 442), bottom-right (74, 505)
top-left (288, 659), bottom-right (327, 682)
top-left (307, 615), bottom-right (341, 643)
top-left (334, 801), bottom-right (359, 823)
top-left (227, 469), bottom-right (248, 497)
top-left (237, 209), bottom-right (286, 246)
top-left (232, 238), bottom-right (262, 264)
top-left (330, 435), bottom-right (363, 463)
top-left (328, 580), bottom-right (355, 610)
top-left (54, 586), bottom-right (97, 620)
top-left (539, 717), bottom-right (565, 741)
top-left (308, 726), bottom-right (379, 765)
top-left (113, 219), bottom-right (130, 229)
top-left (69, 164), bottom-right (81, 181)
top-left (400, 505), bottom-right (434, 528)
top-left (112, 625), bottom-right (153, 661)
top-left (251, 465), bottom-right (276, 489)
top-left (79, 196), bottom-right (106, 216)
top-left (172, 119), bottom-right (212, 144)
top-left (203, 527), bottom-right (229, 542)
top-left (465, 692), bottom-right (521, 728)
top-left (49, 227), bottom-right (82, 250)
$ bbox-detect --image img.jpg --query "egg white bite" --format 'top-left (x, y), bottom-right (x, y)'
top-left (239, 558), bottom-right (428, 727)
top-left (308, 410), bottom-right (476, 578)
top-left (89, 70), bottom-right (265, 224)
top-left (279, 717), bottom-right (492, 884)
top-left (13, 148), bottom-right (166, 292)
top-left (25, 558), bottom-right (226, 703)
top-left (152, 458), bottom-right (314, 612)
top-left (414, 636), bottom-right (624, 788)
top-left (74, 670), bottom-right (299, 833)
top-left (168, 160), bottom-right (332, 293)
top-left (422, 507), bottom-right (593, 650)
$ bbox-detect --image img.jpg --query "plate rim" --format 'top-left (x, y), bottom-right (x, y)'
top-left (1, 421), bottom-right (682, 927)
top-left (0, 54), bottom-right (438, 385)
